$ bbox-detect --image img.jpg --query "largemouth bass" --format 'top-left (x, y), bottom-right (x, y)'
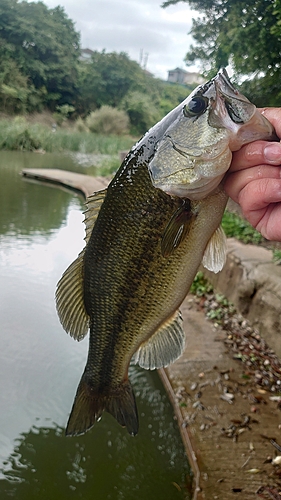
top-left (56, 69), bottom-right (276, 437)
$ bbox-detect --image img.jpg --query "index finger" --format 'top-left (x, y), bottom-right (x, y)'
top-left (259, 107), bottom-right (281, 135)
top-left (229, 141), bottom-right (281, 173)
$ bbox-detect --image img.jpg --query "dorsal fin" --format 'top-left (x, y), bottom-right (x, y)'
top-left (56, 189), bottom-right (107, 341)
top-left (202, 225), bottom-right (227, 273)
top-left (131, 311), bottom-right (185, 370)
top-left (83, 189), bottom-right (107, 244)
top-left (56, 249), bottom-right (90, 341)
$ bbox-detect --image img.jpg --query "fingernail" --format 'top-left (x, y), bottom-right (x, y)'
top-left (264, 143), bottom-right (281, 161)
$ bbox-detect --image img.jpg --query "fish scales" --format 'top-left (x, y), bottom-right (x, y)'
top-left (61, 159), bottom-right (227, 436)
top-left (56, 69), bottom-right (277, 437)
top-left (86, 168), bottom-right (176, 385)
top-left (84, 158), bottom-right (223, 383)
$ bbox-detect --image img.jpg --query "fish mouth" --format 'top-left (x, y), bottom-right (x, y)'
top-left (149, 68), bottom-right (278, 200)
top-left (206, 70), bottom-right (256, 128)
top-left (209, 69), bottom-right (278, 144)
top-left (214, 69), bottom-right (242, 100)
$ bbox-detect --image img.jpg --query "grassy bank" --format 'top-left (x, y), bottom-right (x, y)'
top-left (222, 210), bottom-right (263, 244)
top-left (0, 118), bottom-right (135, 155)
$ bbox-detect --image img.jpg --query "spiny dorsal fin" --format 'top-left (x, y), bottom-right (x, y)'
top-left (161, 200), bottom-right (194, 257)
top-left (56, 249), bottom-right (90, 341)
top-left (56, 189), bottom-right (106, 341)
top-left (202, 225), bottom-right (227, 273)
top-left (83, 189), bottom-right (107, 244)
top-left (131, 311), bottom-right (185, 370)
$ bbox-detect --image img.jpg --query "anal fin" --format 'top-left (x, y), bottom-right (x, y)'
top-left (131, 310), bottom-right (185, 370)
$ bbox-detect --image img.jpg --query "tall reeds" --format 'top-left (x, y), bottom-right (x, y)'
top-left (0, 119), bottom-right (135, 154)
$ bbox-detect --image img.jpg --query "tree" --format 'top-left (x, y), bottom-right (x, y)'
top-left (0, 0), bottom-right (80, 112)
top-left (120, 91), bottom-right (162, 135)
top-left (162, 0), bottom-right (281, 104)
top-left (76, 49), bottom-right (193, 120)
top-left (76, 51), bottom-right (145, 114)
top-left (0, 56), bottom-right (29, 113)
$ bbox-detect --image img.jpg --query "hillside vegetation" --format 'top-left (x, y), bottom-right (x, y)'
top-left (0, 0), bottom-right (195, 137)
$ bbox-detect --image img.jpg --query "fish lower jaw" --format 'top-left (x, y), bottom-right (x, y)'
top-left (156, 174), bottom-right (225, 200)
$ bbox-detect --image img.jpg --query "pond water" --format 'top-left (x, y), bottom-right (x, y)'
top-left (0, 151), bottom-right (191, 500)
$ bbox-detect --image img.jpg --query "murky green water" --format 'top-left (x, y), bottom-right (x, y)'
top-left (0, 151), bottom-right (191, 500)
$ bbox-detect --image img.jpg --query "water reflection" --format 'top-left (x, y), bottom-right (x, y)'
top-left (0, 151), bottom-right (86, 237)
top-left (1, 368), bottom-right (190, 500)
top-left (0, 151), bottom-right (191, 499)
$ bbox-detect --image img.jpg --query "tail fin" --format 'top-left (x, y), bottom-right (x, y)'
top-left (65, 374), bottom-right (139, 437)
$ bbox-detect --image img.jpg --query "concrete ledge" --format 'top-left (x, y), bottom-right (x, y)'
top-left (201, 238), bottom-right (281, 358)
top-left (159, 294), bottom-right (281, 499)
top-left (22, 168), bottom-right (109, 198)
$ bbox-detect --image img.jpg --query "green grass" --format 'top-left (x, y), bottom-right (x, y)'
top-left (0, 119), bottom-right (135, 154)
top-left (273, 249), bottom-right (281, 265)
top-left (221, 210), bottom-right (263, 245)
top-left (94, 155), bottom-right (124, 176)
top-left (190, 271), bottom-right (213, 297)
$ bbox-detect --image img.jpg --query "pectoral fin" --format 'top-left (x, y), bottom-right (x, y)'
top-left (202, 225), bottom-right (227, 273)
top-left (161, 200), bottom-right (194, 257)
top-left (131, 311), bottom-right (185, 370)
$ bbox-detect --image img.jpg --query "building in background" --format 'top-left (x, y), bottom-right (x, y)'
top-left (80, 48), bottom-right (95, 62)
top-left (167, 68), bottom-right (204, 85)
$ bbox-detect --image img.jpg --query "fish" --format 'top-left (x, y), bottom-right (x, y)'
top-left (56, 69), bottom-right (276, 437)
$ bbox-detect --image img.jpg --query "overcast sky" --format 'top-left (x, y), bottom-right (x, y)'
top-left (42, 0), bottom-right (199, 80)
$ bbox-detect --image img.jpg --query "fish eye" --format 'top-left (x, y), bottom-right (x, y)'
top-left (183, 96), bottom-right (208, 117)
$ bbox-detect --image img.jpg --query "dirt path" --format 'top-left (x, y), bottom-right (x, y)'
top-left (159, 295), bottom-right (281, 499)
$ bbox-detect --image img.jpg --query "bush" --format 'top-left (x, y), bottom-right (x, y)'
top-left (190, 272), bottom-right (213, 297)
top-left (0, 124), bottom-right (41, 151)
top-left (13, 116), bottom-right (27, 125)
top-left (52, 104), bottom-right (75, 126)
top-left (75, 117), bottom-right (89, 133)
top-left (26, 111), bottom-right (55, 127)
top-left (121, 91), bottom-right (162, 135)
top-left (86, 106), bottom-right (129, 135)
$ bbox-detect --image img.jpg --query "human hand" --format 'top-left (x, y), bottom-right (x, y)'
top-left (224, 108), bottom-right (281, 241)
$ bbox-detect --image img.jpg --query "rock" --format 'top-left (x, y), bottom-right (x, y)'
top-left (201, 238), bottom-right (281, 358)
